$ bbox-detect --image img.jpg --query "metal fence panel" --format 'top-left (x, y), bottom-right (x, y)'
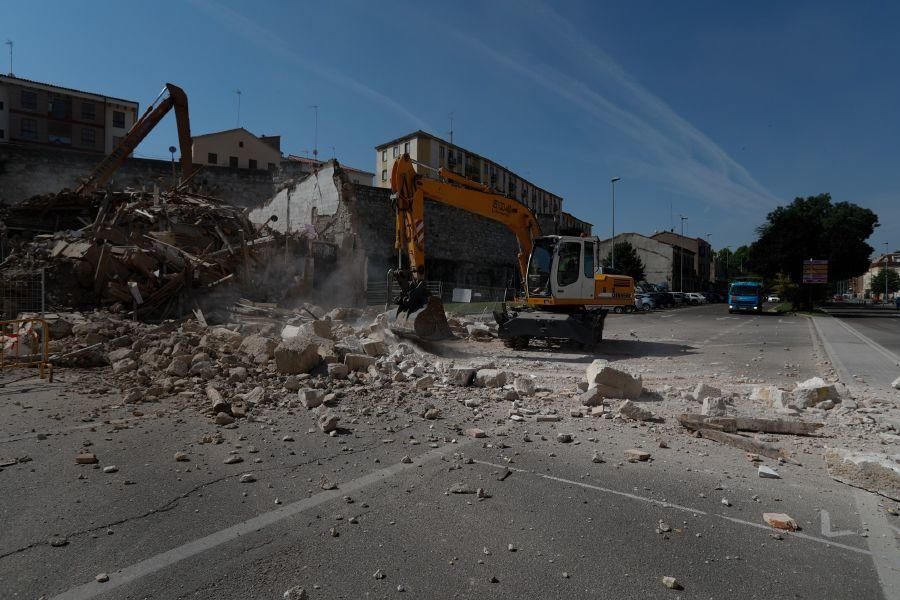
top-left (0, 269), bottom-right (45, 320)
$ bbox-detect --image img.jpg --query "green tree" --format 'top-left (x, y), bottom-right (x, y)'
top-left (772, 272), bottom-right (799, 306)
top-left (869, 267), bottom-right (900, 298)
top-left (750, 194), bottom-right (878, 308)
top-left (602, 241), bottom-right (645, 282)
top-left (716, 245), bottom-right (754, 280)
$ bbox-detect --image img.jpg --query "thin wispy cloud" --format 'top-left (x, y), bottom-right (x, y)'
top-left (189, 0), bottom-right (429, 130)
top-left (445, 1), bottom-right (778, 211)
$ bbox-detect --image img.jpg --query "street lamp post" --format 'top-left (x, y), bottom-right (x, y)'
top-left (610, 177), bottom-right (621, 270)
top-left (885, 241), bottom-right (890, 302)
top-left (679, 215), bottom-right (688, 292)
top-left (168, 146), bottom-right (177, 186)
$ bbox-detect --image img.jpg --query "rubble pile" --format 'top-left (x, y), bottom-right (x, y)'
top-left (1, 189), bottom-right (309, 320)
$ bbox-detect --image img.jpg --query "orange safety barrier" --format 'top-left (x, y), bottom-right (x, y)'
top-left (0, 318), bottom-right (53, 380)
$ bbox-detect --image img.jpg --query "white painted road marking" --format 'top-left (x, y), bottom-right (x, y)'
top-left (50, 442), bottom-right (469, 600)
top-left (854, 489), bottom-right (900, 600)
top-left (474, 459), bottom-right (871, 557)
top-left (820, 509), bottom-right (857, 538)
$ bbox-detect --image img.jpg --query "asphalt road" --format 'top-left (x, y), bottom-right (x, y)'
top-left (0, 304), bottom-right (896, 600)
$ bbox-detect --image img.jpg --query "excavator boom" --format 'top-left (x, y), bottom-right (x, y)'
top-left (76, 83), bottom-right (193, 195)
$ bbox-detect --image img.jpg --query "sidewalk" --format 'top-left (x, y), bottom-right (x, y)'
top-left (810, 314), bottom-right (900, 396)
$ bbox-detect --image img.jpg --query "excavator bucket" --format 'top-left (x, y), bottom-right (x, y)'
top-left (387, 296), bottom-right (453, 342)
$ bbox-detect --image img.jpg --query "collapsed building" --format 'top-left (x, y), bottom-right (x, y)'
top-left (249, 160), bottom-right (524, 303)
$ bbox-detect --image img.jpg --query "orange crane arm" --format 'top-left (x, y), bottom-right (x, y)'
top-left (390, 154), bottom-right (541, 281)
top-left (76, 83), bottom-right (193, 194)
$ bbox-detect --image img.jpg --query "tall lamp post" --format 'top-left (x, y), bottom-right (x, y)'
top-left (610, 177), bottom-right (621, 270)
top-left (679, 215), bottom-right (688, 292)
top-left (885, 241), bottom-right (890, 302)
top-left (168, 146), bottom-right (177, 186)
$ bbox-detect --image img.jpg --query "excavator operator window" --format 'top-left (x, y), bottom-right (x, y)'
top-left (557, 241), bottom-right (581, 287)
top-left (527, 238), bottom-right (556, 296)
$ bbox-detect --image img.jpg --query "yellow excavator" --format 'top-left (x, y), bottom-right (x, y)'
top-left (387, 154), bottom-right (634, 349)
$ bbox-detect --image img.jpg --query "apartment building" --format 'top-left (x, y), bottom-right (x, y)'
top-left (192, 128), bottom-right (283, 170)
top-left (651, 231), bottom-right (714, 291)
top-left (374, 131), bottom-right (584, 234)
top-left (0, 74), bottom-right (138, 154)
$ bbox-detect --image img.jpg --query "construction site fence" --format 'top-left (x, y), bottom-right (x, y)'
top-left (0, 269), bottom-right (46, 321)
top-left (366, 279), bottom-right (514, 307)
top-left (0, 317), bottom-right (53, 379)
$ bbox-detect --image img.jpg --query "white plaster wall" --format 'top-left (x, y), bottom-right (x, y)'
top-left (249, 163), bottom-right (340, 234)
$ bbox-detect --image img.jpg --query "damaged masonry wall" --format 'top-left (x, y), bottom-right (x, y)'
top-left (249, 160), bottom-right (521, 293)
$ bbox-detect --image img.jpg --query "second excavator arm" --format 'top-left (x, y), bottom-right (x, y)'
top-left (390, 154), bottom-right (541, 285)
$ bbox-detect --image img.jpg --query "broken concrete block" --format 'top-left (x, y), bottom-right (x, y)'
top-left (309, 319), bottom-right (333, 340)
top-left (536, 414), bottom-right (561, 422)
top-left (112, 358), bottom-right (137, 375)
top-left (792, 377), bottom-right (840, 409)
top-left (344, 353), bottom-right (376, 372)
top-left (624, 449), bottom-right (651, 462)
top-left (750, 385), bottom-right (787, 407)
top-left (701, 397), bottom-right (728, 417)
top-left (661, 577), bottom-right (683, 590)
top-left (585, 359), bottom-right (642, 399)
top-left (617, 400), bottom-right (655, 421)
top-left (228, 366), bottom-right (248, 382)
top-left (579, 387), bottom-right (604, 407)
top-left (824, 447), bottom-right (900, 501)
top-left (298, 388), bottom-right (326, 409)
top-left (238, 335), bottom-right (277, 364)
top-left (465, 428), bottom-right (487, 438)
top-left (475, 369), bottom-right (507, 388)
top-left (514, 377), bottom-right (536, 396)
top-left (414, 375), bottom-right (435, 390)
top-left (206, 386), bottom-right (230, 414)
top-left (244, 386), bottom-right (266, 406)
top-left (318, 412), bottom-right (339, 433)
top-left (691, 383), bottom-right (722, 403)
top-left (893, 376), bottom-right (900, 390)
top-left (210, 327), bottom-right (243, 345)
top-left (75, 452), bottom-right (98, 464)
top-left (763, 512), bottom-right (799, 531)
top-left (274, 336), bottom-right (320, 374)
top-left (214, 412), bottom-right (235, 425)
top-left (107, 347), bottom-right (134, 364)
top-left (360, 338), bottom-right (388, 357)
top-left (758, 465), bottom-right (781, 479)
top-left (327, 363), bottom-right (349, 380)
top-left (283, 585), bottom-right (309, 600)
top-left (590, 406), bottom-right (606, 417)
top-left (447, 367), bottom-right (476, 387)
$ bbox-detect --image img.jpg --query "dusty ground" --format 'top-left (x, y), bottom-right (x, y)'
top-left (0, 303), bottom-right (898, 599)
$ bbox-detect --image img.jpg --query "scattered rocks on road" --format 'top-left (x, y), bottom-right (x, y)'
top-left (758, 465), bottom-right (781, 479)
top-left (585, 360), bottom-right (643, 399)
top-left (75, 452), bottom-right (97, 465)
top-left (763, 512), bottom-right (799, 531)
top-left (624, 449), bottom-right (650, 462)
top-left (283, 586), bottom-right (308, 600)
top-left (618, 400), bottom-right (656, 422)
top-left (662, 576), bottom-right (683, 590)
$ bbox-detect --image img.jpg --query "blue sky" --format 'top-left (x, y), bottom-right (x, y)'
top-left (4, 0), bottom-right (898, 251)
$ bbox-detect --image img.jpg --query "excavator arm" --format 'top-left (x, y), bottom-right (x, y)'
top-left (77, 83), bottom-right (193, 195)
top-left (390, 154), bottom-right (541, 283)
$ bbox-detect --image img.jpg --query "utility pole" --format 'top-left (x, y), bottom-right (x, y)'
top-left (311, 105), bottom-right (319, 159)
top-left (610, 177), bottom-right (621, 270)
top-left (680, 215), bottom-right (688, 292)
top-left (448, 112), bottom-right (454, 145)
top-left (885, 241), bottom-right (890, 302)
top-left (234, 89), bottom-right (242, 127)
top-left (4, 40), bottom-right (12, 75)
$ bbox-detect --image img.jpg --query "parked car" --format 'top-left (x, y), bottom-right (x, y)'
top-left (651, 292), bottom-right (675, 308)
top-left (668, 292), bottom-right (685, 305)
top-left (685, 292), bottom-right (708, 305)
top-left (767, 295), bottom-right (781, 303)
top-left (702, 291), bottom-right (721, 303)
top-left (635, 293), bottom-right (656, 311)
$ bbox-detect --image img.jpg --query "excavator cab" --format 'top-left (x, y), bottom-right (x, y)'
top-left (523, 236), bottom-right (598, 306)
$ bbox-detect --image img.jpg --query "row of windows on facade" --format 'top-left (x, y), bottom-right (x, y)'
top-left (12, 90), bottom-right (127, 128)
top-left (206, 153), bottom-right (276, 170)
top-left (380, 143), bottom-right (561, 215)
top-left (14, 117), bottom-right (100, 146)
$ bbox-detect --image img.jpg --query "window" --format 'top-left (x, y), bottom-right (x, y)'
top-left (112, 110), bottom-right (125, 128)
top-left (238, 141), bottom-right (244, 148)
top-left (248, 159), bottom-right (258, 169)
top-left (21, 90), bottom-right (37, 110)
top-left (208, 152), bottom-right (218, 165)
top-left (381, 149), bottom-right (387, 161)
top-left (557, 242), bottom-right (582, 287)
top-left (0, 100), bottom-right (4, 110)
top-left (583, 241), bottom-right (595, 278)
top-left (381, 169), bottom-right (387, 182)
top-left (392, 145), bottom-right (399, 158)
top-left (0, 129), bottom-right (4, 139)
top-left (49, 95), bottom-right (71, 119)
top-left (439, 146), bottom-right (445, 164)
top-left (81, 127), bottom-right (95, 147)
top-left (81, 102), bottom-right (96, 121)
top-left (229, 156), bottom-right (239, 168)
top-left (403, 141), bottom-right (409, 154)
top-left (20, 118), bottom-right (38, 140)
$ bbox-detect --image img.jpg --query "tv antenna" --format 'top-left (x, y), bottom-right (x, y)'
top-left (448, 112), bottom-right (454, 144)
top-left (311, 105), bottom-right (319, 158)
top-left (234, 89), bottom-right (242, 127)
top-left (4, 40), bottom-right (12, 76)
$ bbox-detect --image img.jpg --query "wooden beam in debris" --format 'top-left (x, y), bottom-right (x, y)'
top-left (678, 414), bottom-right (822, 436)
top-left (695, 428), bottom-right (792, 462)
